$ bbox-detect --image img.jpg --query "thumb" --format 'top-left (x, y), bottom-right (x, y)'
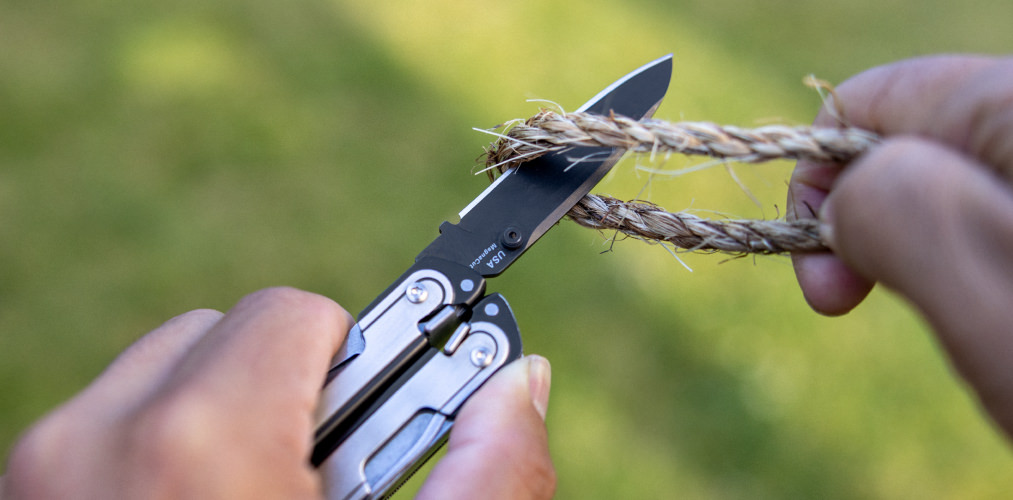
top-left (822, 136), bottom-right (1013, 432)
top-left (416, 355), bottom-right (556, 500)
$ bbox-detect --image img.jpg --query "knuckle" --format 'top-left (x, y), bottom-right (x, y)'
top-left (527, 456), bottom-right (558, 499)
top-left (527, 450), bottom-right (557, 498)
top-left (833, 137), bottom-right (928, 224)
top-left (241, 287), bottom-right (350, 325)
top-left (6, 428), bottom-right (53, 483)
top-left (242, 286), bottom-right (318, 308)
top-left (168, 308), bottom-right (225, 326)
top-left (4, 415), bottom-right (78, 496)
top-left (124, 390), bottom-right (319, 498)
top-left (236, 288), bottom-right (353, 350)
top-left (955, 58), bottom-right (1013, 168)
top-left (505, 427), bottom-right (557, 499)
top-left (126, 392), bottom-right (218, 479)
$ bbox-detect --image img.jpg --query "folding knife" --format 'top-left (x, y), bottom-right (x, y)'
top-left (313, 55), bottom-right (673, 499)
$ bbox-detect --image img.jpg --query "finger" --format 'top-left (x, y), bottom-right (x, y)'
top-left (2, 310), bottom-right (225, 498)
top-left (117, 288), bottom-right (352, 498)
top-left (788, 160), bottom-right (874, 314)
top-left (788, 55), bottom-right (1006, 313)
top-left (791, 55), bottom-right (1000, 211)
top-left (417, 355), bottom-right (555, 500)
top-left (59, 309), bottom-right (223, 421)
top-left (790, 252), bottom-right (873, 315)
top-left (156, 287), bottom-right (352, 427)
top-left (826, 55), bottom-right (1000, 139)
top-left (824, 136), bottom-right (1013, 432)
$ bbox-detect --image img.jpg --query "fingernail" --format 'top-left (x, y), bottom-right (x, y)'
top-left (818, 200), bottom-right (836, 250)
top-left (526, 355), bottom-right (551, 421)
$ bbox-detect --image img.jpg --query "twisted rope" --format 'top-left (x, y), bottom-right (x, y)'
top-left (482, 110), bottom-right (881, 255)
top-left (568, 194), bottom-right (823, 254)
top-left (485, 110), bottom-right (880, 171)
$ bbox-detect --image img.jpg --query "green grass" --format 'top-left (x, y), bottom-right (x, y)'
top-left (3, 0), bottom-right (1013, 498)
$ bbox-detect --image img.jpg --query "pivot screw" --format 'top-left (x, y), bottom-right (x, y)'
top-left (470, 347), bottom-right (494, 367)
top-left (501, 226), bottom-right (523, 250)
top-left (406, 282), bottom-right (428, 304)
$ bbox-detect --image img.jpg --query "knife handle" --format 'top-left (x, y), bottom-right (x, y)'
top-left (312, 260), bottom-right (522, 499)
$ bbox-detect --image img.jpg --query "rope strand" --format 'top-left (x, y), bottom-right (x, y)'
top-left (482, 110), bottom-right (880, 255)
top-left (485, 110), bottom-right (879, 171)
top-left (568, 194), bottom-right (824, 254)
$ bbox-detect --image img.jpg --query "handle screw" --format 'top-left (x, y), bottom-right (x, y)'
top-left (470, 347), bottom-right (494, 367)
top-left (406, 282), bottom-right (428, 304)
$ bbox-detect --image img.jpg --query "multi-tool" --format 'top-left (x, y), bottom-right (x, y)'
top-left (312, 55), bottom-right (673, 499)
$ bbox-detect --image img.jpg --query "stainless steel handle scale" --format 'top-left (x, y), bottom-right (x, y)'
top-left (312, 258), bottom-right (522, 499)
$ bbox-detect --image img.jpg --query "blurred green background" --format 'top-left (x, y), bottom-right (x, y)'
top-left (2, 0), bottom-right (1012, 498)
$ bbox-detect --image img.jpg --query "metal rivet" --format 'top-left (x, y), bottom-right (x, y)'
top-left (470, 347), bottom-right (494, 367)
top-left (501, 226), bottom-right (523, 250)
top-left (483, 303), bottom-right (500, 317)
top-left (460, 279), bottom-right (475, 293)
top-left (406, 282), bottom-right (428, 304)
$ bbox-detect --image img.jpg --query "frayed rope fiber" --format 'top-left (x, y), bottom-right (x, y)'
top-left (482, 110), bottom-right (881, 255)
